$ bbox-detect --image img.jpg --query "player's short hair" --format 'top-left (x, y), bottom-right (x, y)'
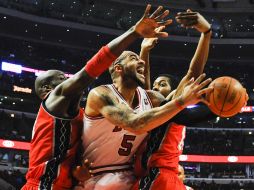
top-left (109, 51), bottom-right (130, 79)
top-left (157, 74), bottom-right (179, 90)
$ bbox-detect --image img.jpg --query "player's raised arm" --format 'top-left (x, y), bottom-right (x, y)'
top-left (173, 9), bottom-right (212, 99)
top-left (139, 26), bottom-right (168, 90)
top-left (52, 5), bottom-right (173, 98)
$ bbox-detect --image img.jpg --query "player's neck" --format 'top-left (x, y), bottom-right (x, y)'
top-left (113, 82), bottom-right (137, 108)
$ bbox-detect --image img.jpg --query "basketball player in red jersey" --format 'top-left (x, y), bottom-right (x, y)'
top-left (21, 4), bottom-right (176, 190)
top-left (131, 10), bottom-right (213, 190)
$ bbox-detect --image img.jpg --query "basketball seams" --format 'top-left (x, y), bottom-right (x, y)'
top-left (219, 77), bottom-right (232, 116)
top-left (211, 82), bottom-right (221, 113)
top-left (207, 76), bottom-right (246, 117)
top-left (221, 90), bottom-right (243, 114)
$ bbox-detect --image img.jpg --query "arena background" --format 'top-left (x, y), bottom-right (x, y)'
top-left (0, 0), bottom-right (253, 189)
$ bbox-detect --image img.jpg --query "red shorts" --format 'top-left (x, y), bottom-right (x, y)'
top-left (21, 180), bottom-right (70, 190)
top-left (21, 184), bottom-right (38, 190)
top-left (131, 168), bottom-right (186, 190)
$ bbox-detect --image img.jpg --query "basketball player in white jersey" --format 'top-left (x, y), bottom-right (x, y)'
top-left (75, 6), bottom-right (213, 190)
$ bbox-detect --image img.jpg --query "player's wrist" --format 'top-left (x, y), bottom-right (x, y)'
top-left (84, 46), bottom-right (117, 78)
top-left (175, 97), bottom-right (185, 110)
top-left (203, 25), bottom-right (212, 35)
top-left (132, 25), bottom-right (143, 38)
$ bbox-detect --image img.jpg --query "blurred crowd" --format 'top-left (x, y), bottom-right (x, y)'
top-left (0, 0), bottom-right (253, 38)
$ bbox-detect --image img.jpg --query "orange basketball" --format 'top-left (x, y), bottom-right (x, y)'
top-left (206, 76), bottom-right (247, 117)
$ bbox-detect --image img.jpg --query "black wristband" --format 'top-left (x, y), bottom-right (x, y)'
top-left (203, 26), bottom-right (212, 34)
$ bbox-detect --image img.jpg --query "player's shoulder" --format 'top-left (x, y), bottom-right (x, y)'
top-left (146, 90), bottom-right (166, 107)
top-left (87, 85), bottom-right (117, 105)
top-left (88, 85), bottom-right (111, 97)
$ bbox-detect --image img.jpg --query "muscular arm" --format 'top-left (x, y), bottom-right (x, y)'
top-left (85, 75), bottom-right (212, 135)
top-left (85, 86), bottom-right (184, 135)
top-left (173, 32), bottom-right (211, 98)
top-left (173, 10), bottom-right (211, 99)
top-left (53, 26), bottom-right (141, 98)
top-left (140, 27), bottom-right (164, 90)
top-left (47, 5), bottom-right (173, 112)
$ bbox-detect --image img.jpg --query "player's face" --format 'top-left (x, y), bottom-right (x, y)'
top-left (153, 76), bottom-right (172, 97)
top-left (50, 71), bottom-right (68, 87)
top-left (122, 52), bottom-right (145, 87)
top-left (178, 165), bottom-right (185, 182)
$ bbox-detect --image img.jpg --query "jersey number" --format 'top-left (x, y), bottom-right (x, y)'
top-left (118, 135), bottom-right (136, 156)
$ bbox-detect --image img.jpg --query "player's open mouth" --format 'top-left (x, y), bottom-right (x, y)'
top-left (137, 66), bottom-right (144, 77)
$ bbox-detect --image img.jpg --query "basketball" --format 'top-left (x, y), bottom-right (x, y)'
top-left (206, 76), bottom-right (247, 117)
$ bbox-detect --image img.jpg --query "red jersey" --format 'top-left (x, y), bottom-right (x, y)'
top-left (23, 100), bottom-right (83, 190)
top-left (148, 122), bottom-right (186, 172)
top-left (132, 122), bottom-right (186, 190)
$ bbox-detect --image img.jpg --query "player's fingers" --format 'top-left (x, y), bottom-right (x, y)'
top-left (175, 15), bottom-right (198, 20)
top-left (197, 87), bottom-right (213, 97)
top-left (158, 19), bottom-right (173, 26)
top-left (196, 78), bottom-right (212, 91)
top-left (184, 20), bottom-right (198, 27)
top-left (155, 10), bottom-right (170, 21)
top-left (185, 77), bottom-right (195, 87)
top-left (143, 4), bottom-right (152, 17)
top-left (150, 6), bottom-right (163, 19)
top-left (193, 73), bottom-right (206, 86)
top-left (177, 12), bottom-right (197, 16)
top-left (155, 25), bottom-right (165, 32)
top-left (154, 31), bottom-right (169, 38)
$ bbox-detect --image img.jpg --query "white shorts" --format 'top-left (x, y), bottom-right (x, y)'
top-left (74, 170), bottom-right (136, 190)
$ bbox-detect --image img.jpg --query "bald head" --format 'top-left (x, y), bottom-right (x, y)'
top-left (35, 70), bottom-right (66, 99)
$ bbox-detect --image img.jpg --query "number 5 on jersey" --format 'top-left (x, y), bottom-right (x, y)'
top-left (118, 134), bottom-right (136, 156)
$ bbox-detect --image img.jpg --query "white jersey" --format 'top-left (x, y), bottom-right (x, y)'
top-left (82, 84), bottom-right (153, 175)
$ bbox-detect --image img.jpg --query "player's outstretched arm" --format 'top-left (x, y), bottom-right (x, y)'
top-left (140, 26), bottom-right (167, 90)
top-left (86, 74), bottom-right (213, 134)
top-left (53, 4), bottom-right (173, 98)
top-left (173, 9), bottom-right (212, 99)
top-left (139, 37), bottom-right (157, 90)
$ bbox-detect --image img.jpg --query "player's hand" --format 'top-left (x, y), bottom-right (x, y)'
top-left (134, 4), bottom-right (173, 38)
top-left (175, 9), bottom-right (211, 33)
top-left (72, 159), bottom-right (93, 182)
top-left (178, 73), bottom-right (213, 106)
top-left (141, 26), bottom-right (164, 51)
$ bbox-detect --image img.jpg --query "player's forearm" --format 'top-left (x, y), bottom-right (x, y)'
top-left (188, 31), bottom-right (212, 78)
top-left (124, 99), bottom-right (185, 134)
top-left (140, 48), bottom-right (151, 90)
top-left (60, 46), bottom-right (116, 96)
top-left (171, 104), bottom-right (217, 125)
top-left (107, 26), bottom-right (140, 56)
